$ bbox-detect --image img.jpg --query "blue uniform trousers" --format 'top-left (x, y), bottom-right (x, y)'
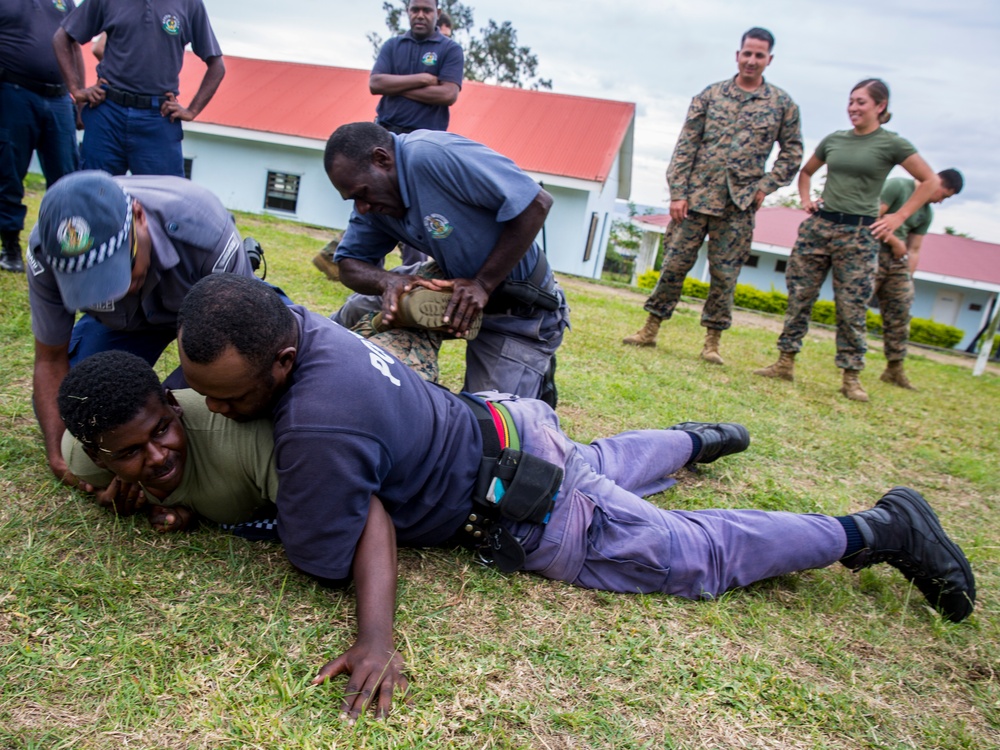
top-left (0, 83), bottom-right (79, 231)
top-left (80, 98), bottom-right (184, 177)
top-left (487, 395), bottom-right (847, 598)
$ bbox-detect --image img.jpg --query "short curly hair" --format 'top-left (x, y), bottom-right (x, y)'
top-left (58, 351), bottom-right (166, 448)
top-left (178, 274), bottom-right (296, 373)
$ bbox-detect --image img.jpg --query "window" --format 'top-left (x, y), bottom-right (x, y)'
top-left (744, 254), bottom-right (759, 268)
top-left (265, 171), bottom-right (300, 213)
top-left (183, 158), bottom-right (193, 179)
top-left (970, 303), bottom-right (983, 312)
top-left (775, 259), bottom-right (787, 273)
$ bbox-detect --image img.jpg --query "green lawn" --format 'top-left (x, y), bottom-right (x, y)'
top-left (1, 177), bottom-right (998, 749)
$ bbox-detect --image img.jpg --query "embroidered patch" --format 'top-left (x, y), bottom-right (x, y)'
top-left (162, 14), bottom-right (180, 35)
top-left (421, 52), bottom-right (438, 66)
top-left (88, 300), bottom-right (116, 312)
top-left (52, 0), bottom-right (68, 12)
top-left (423, 213), bottom-right (453, 240)
top-left (56, 217), bottom-right (94, 257)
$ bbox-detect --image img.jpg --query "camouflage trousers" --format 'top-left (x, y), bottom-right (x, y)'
top-left (777, 214), bottom-right (879, 371)
top-left (643, 201), bottom-right (755, 330)
top-left (872, 245), bottom-right (914, 362)
top-left (347, 262), bottom-right (444, 383)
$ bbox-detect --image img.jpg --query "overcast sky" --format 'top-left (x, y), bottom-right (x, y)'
top-left (204, 0), bottom-right (1000, 243)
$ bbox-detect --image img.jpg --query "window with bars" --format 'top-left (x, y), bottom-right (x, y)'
top-left (265, 171), bottom-right (300, 212)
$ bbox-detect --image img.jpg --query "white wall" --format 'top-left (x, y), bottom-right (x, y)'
top-left (183, 131), bottom-right (350, 231)
top-left (535, 155), bottom-right (621, 279)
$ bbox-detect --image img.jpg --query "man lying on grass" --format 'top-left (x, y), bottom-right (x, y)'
top-left (58, 350), bottom-right (279, 537)
top-left (167, 273), bottom-right (975, 720)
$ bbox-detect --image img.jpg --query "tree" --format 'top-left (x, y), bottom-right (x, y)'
top-left (944, 226), bottom-right (974, 239)
top-left (369, 1), bottom-right (551, 90)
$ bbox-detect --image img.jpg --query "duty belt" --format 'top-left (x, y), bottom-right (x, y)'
top-left (456, 394), bottom-right (563, 572)
top-left (455, 394), bottom-right (517, 545)
top-left (817, 209), bottom-right (876, 227)
top-left (0, 68), bottom-right (67, 98)
top-left (103, 85), bottom-right (161, 109)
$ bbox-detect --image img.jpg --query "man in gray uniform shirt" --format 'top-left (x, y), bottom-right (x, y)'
top-left (52, 0), bottom-right (225, 176)
top-left (26, 170), bottom-right (255, 489)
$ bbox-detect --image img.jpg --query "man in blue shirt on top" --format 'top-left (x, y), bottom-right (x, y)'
top-left (325, 122), bottom-right (569, 405)
top-left (370, 0), bottom-right (464, 134)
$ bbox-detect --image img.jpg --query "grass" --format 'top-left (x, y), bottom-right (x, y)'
top-left (1, 175), bottom-right (998, 748)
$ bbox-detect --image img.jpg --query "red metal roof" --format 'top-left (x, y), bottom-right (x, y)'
top-left (86, 51), bottom-right (634, 185)
top-left (637, 206), bottom-right (1000, 286)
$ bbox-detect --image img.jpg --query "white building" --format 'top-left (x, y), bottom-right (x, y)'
top-left (72, 53), bottom-right (636, 279)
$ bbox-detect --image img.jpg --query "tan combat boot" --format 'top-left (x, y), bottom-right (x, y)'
top-left (373, 287), bottom-right (482, 340)
top-left (840, 369), bottom-right (869, 402)
top-left (753, 352), bottom-right (795, 381)
top-left (700, 329), bottom-right (724, 365)
top-left (880, 360), bottom-right (916, 390)
top-left (312, 239), bottom-right (340, 282)
top-left (622, 314), bottom-right (661, 347)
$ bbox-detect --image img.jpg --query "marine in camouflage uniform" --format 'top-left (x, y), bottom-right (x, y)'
top-left (625, 30), bottom-right (802, 363)
top-left (873, 174), bottom-right (962, 388)
top-left (777, 215), bottom-right (880, 371)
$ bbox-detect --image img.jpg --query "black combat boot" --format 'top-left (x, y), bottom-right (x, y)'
top-left (668, 422), bottom-right (750, 465)
top-left (0, 230), bottom-right (24, 273)
top-left (844, 487), bottom-right (975, 622)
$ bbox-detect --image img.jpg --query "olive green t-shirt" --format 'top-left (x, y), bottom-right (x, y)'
top-left (816, 128), bottom-right (917, 217)
top-left (62, 389), bottom-right (278, 524)
top-left (881, 177), bottom-right (933, 242)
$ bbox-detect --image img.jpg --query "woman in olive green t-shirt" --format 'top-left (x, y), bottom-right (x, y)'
top-left (756, 78), bottom-right (939, 402)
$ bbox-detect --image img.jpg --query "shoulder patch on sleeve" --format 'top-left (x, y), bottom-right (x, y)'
top-left (26, 246), bottom-right (46, 277)
top-left (212, 232), bottom-right (241, 273)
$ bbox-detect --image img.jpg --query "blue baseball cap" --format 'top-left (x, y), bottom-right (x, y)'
top-left (37, 171), bottom-right (134, 312)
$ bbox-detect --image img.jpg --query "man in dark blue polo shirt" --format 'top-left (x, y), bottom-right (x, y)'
top-left (326, 123), bottom-right (569, 403)
top-left (371, 0), bottom-right (464, 134)
top-left (0, 0), bottom-right (80, 273)
top-left (51, 0), bottom-right (225, 177)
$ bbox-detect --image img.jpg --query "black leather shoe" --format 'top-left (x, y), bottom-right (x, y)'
top-left (668, 422), bottom-right (750, 464)
top-left (845, 487), bottom-right (975, 622)
top-left (0, 230), bottom-right (24, 273)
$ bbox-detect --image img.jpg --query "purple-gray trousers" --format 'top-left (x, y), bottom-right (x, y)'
top-left (484, 395), bottom-right (847, 599)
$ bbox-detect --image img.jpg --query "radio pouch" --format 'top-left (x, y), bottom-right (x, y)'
top-left (492, 448), bottom-right (563, 524)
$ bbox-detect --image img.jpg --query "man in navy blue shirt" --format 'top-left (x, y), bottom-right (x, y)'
top-left (327, 123), bottom-right (569, 403)
top-left (0, 0), bottom-right (80, 273)
top-left (177, 273), bottom-right (974, 720)
top-left (370, 0), bottom-right (464, 134)
top-left (52, 0), bottom-right (225, 177)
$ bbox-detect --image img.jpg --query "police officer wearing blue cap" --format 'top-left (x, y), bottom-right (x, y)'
top-left (27, 170), bottom-right (255, 488)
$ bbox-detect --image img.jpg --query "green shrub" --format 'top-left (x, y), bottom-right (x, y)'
top-left (637, 269), bottom-right (660, 291)
top-left (668, 275), bottom-right (966, 349)
top-left (992, 335), bottom-right (999, 357)
top-left (682, 278), bottom-right (709, 299)
top-left (734, 284), bottom-right (787, 315)
top-left (909, 318), bottom-right (964, 348)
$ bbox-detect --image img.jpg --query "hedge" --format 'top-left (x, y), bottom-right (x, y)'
top-left (635, 275), bottom-right (965, 349)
